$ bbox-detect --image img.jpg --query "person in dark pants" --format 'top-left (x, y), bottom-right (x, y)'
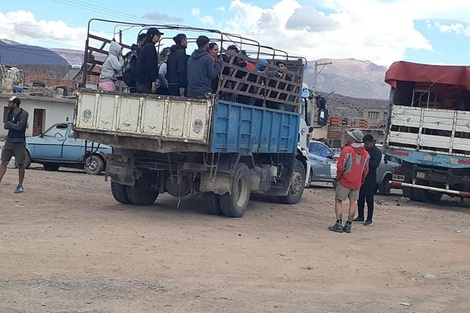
top-left (135, 27), bottom-right (163, 94)
top-left (354, 134), bottom-right (382, 226)
top-left (0, 96), bottom-right (29, 193)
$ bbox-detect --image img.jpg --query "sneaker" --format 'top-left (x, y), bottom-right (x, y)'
top-left (364, 220), bottom-right (374, 226)
top-left (14, 185), bottom-right (24, 193)
top-left (343, 221), bottom-right (352, 233)
top-left (328, 222), bottom-right (344, 233)
top-left (353, 217), bottom-right (364, 222)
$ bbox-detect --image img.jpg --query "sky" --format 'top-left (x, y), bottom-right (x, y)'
top-left (1, 0), bottom-right (470, 67)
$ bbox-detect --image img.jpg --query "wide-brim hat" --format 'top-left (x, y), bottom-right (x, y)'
top-left (346, 128), bottom-right (364, 143)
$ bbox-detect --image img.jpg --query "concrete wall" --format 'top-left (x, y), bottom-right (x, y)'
top-left (1, 94), bottom-right (75, 138)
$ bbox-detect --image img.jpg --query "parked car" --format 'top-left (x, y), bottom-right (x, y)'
top-left (307, 140), bottom-right (337, 186)
top-left (19, 122), bottom-right (112, 175)
top-left (376, 144), bottom-right (401, 195)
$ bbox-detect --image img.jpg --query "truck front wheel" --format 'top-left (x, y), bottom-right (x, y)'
top-left (280, 159), bottom-right (306, 204)
top-left (220, 162), bottom-right (251, 218)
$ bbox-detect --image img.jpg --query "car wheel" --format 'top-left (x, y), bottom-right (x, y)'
top-left (279, 159), bottom-right (306, 204)
top-left (84, 155), bottom-right (105, 175)
top-left (43, 163), bottom-right (60, 171)
top-left (307, 169), bottom-right (314, 187)
top-left (378, 174), bottom-right (392, 195)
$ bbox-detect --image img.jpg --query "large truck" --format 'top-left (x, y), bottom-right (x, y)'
top-left (383, 61), bottom-right (470, 201)
top-left (74, 19), bottom-right (327, 217)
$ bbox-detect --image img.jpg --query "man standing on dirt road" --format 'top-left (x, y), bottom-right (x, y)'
top-left (354, 134), bottom-right (382, 226)
top-left (329, 129), bottom-right (369, 233)
top-left (0, 96), bottom-right (29, 193)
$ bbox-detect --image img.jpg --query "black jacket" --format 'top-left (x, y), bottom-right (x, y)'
top-left (135, 42), bottom-right (159, 84)
top-left (364, 145), bottom-right (382, 185)
top-left (167, 44), bottom-right (188, 88)
top-left (4, 108), bottom-right (29, 143)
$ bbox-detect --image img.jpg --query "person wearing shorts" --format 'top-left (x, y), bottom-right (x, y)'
top-left (0, 96), bottom-right (29, 193)
top-left (329, 129), bottom-right (369, 233)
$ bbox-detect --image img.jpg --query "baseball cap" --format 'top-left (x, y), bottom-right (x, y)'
top-left (7, 96), bottom-right (21, 105)
top-left (146, 27), bottom-right (164, 37)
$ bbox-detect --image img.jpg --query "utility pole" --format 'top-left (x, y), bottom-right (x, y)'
top-left (312, 60), bottom-right (332, 91)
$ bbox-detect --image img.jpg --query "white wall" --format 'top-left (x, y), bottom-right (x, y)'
top-left (1, 94), bottom-right (75, 137)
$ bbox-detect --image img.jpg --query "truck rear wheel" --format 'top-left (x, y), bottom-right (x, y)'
top-left (220, 162), bottom-right (251, 218)
top-left (203, 192), bottom-right (222, 215)
top-left (279, 159), bottom-right (306, 204)
top-left (126, 174), bottom-right (158, 206)
top-left (111, 181), bottom-right (131, 204)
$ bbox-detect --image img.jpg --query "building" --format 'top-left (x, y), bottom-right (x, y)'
top-left (1, 94), bottom-right (75, 138)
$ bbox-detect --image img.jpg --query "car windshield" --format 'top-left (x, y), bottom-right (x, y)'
top-left (309, 142), bottom-right (333, 158)
top-left (43, 124), bottom-right (68, 138)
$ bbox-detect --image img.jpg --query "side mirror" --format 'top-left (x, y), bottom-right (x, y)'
top-left (318, 108), bottom-right (328, 126)
top-left (308, 126), bottom-right (314, 133)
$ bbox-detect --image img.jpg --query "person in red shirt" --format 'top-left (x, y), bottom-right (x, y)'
top-left (329, 129), bottom-right (370, 233)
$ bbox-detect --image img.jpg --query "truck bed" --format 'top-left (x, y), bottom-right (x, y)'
top-left (387, 104), bottom-right (470, 155)
top-left (74, 90), bottom-right (300, 154)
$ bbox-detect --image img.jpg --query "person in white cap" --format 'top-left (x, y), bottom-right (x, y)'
top-left (329, 128), bottom-right (370, 233)
top-left (0, 96), bottom-right (29, 193)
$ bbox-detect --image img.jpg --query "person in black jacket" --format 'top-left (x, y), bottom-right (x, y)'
top-left (135, 27), bottom-right (163, 94)
top-left (354, 134), bottom-right (382, 225)
top-left (167, 33), bottom-right (188, 96)
top-left (0, 96), bottom-right (29, 193)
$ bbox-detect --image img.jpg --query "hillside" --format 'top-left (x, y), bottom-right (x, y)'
top-left (0, 40), bottom-right (68, 66)
top-left (303, 58), bottom-right (389, 99)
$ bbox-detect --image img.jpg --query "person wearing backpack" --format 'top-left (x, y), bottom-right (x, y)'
top-left (99, 41), bottom-right (124, 92)
top-left (135, 27), bottom-right (163, 94)
top-left (156, 47), bottom-right (171, 95)
top-left (122, 33), bottom-right (147, 93)
top-left (167, 33), bottom-right (188, 96)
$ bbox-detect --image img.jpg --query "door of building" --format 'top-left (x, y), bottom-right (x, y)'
top-left (33, 109), bottom-right (45, 136)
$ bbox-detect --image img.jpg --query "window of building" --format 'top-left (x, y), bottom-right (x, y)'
top-left (368, 111), bottom-right (379, 119)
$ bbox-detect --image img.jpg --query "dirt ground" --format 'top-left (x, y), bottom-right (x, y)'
top-left (0, 163), bottom-right (469, 313)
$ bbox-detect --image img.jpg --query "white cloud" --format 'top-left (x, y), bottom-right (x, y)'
top-left (0, 10), bottom-right (87, 49)
top-left (191, 7), bottom-right (215, 26)
top-left (220, 0), bottom-right (470, 66)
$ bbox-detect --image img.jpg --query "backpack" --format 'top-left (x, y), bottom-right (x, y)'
top-left (122, 52), bottom-right (137, 87)
top-left (157, 61), bottom-right (169, 90)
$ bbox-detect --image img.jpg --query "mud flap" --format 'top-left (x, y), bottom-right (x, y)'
top-left (105, 155), bottom-right (135, 186)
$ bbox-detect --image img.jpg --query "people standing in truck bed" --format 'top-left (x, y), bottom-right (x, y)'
top-left (167, 33), bottom-right (188, 96)
top-left (135, 27), bottom-right (163, 94)
top-left (187, 35), bottom-right (224, 98)
top-left (99, 41), bottom-right (124, 92)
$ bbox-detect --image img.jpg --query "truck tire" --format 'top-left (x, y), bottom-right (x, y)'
top-left (84, 155), bottom-right (105, 175)
top-left (424, 191), bottom-right (443, 202)
top-left (111, 181), bottom-right (131, 204)
top-left (203, 192), bottom-right (222, 215)
top-left (126, 174), bottom-right (159, 206)
top-left (377, 174), bottom-right (392, 195)
top-left (220, 162), bottom-right (251, 218)
top-left (279, 159), bottom-right (306, 204)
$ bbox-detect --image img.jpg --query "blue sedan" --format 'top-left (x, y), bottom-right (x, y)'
top-left (21, 122), bottom-right (112, 175)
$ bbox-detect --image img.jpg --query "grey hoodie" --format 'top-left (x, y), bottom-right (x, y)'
top-left (187, 49), bottom-right (223, 98)
top-left (100, 41), bottom-right (124, 82)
